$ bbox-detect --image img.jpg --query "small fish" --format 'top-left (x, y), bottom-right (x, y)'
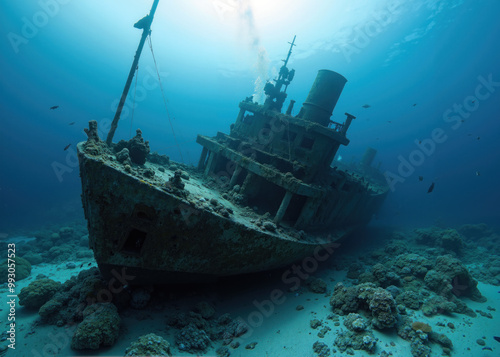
top-left (483, 347), bottom-right (492, 351)
top-left (477, 136), bottom-right (480, 140)
top-left (461, 120), bottom-right (465, 123)
top-left (64, 144), bottom-right (71, 151)
top-left (472, 100), bottom-right (476, 103)
top-left (427, 182), bottom-right (435, 193)
top-left (69, 122), bottom-right (75, 125)
top-left (412, 103), bottom-right (417, 106)
top-left (80, 263), bottom-right (84, 268)
top-left (87, 262), bottom-right (91, 266)
top-left (50, 105), bottom-right (59, 110)
top-left (494, 336), bottom-right (500, 343)
top-left (418, 140), bottom-right (422, 144)
top-left (419, 176), bottom-right (423, 181)
top-left (362, 104), bottom-right (371, 108)
top-left (476, 171), bottom-right (481, 176)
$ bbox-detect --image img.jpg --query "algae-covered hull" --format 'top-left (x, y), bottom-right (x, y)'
top-left (78, 142), bottom-right (350, 284)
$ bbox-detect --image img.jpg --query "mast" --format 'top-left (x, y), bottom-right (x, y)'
top-left (263, 36), bottom-right (296, 112)
top-left (106, 0), bottom-right (160, 146)
top-left (282, 35), bottom-right (296, 68)
top-left (275, 35), bottom-right (296, 93)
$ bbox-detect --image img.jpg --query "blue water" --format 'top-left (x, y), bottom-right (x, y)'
top-left (1, 0), bottom-right (499, 232)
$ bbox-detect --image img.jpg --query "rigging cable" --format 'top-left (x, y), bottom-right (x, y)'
top-left (129, 65), bottom-right (139, 139)
top-left (147, 33), bottom-right (184, 163)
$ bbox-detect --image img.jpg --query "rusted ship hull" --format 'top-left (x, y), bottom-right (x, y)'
top-left (78, 143), bottom-right (355, 284)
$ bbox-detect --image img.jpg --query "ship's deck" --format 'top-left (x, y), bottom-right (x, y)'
top-left (85, 144), bottom-right (342, 245)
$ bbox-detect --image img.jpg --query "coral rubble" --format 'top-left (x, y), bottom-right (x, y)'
top-left (124, 333), bottom-right (171, 357)
top-left (18, 279), bottom-right (61, 309)
top-left (71, 303), bottom-right (121, 350)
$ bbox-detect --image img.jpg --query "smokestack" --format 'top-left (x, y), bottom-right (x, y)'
top-left (300, 70), bottom-right (347, 126)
